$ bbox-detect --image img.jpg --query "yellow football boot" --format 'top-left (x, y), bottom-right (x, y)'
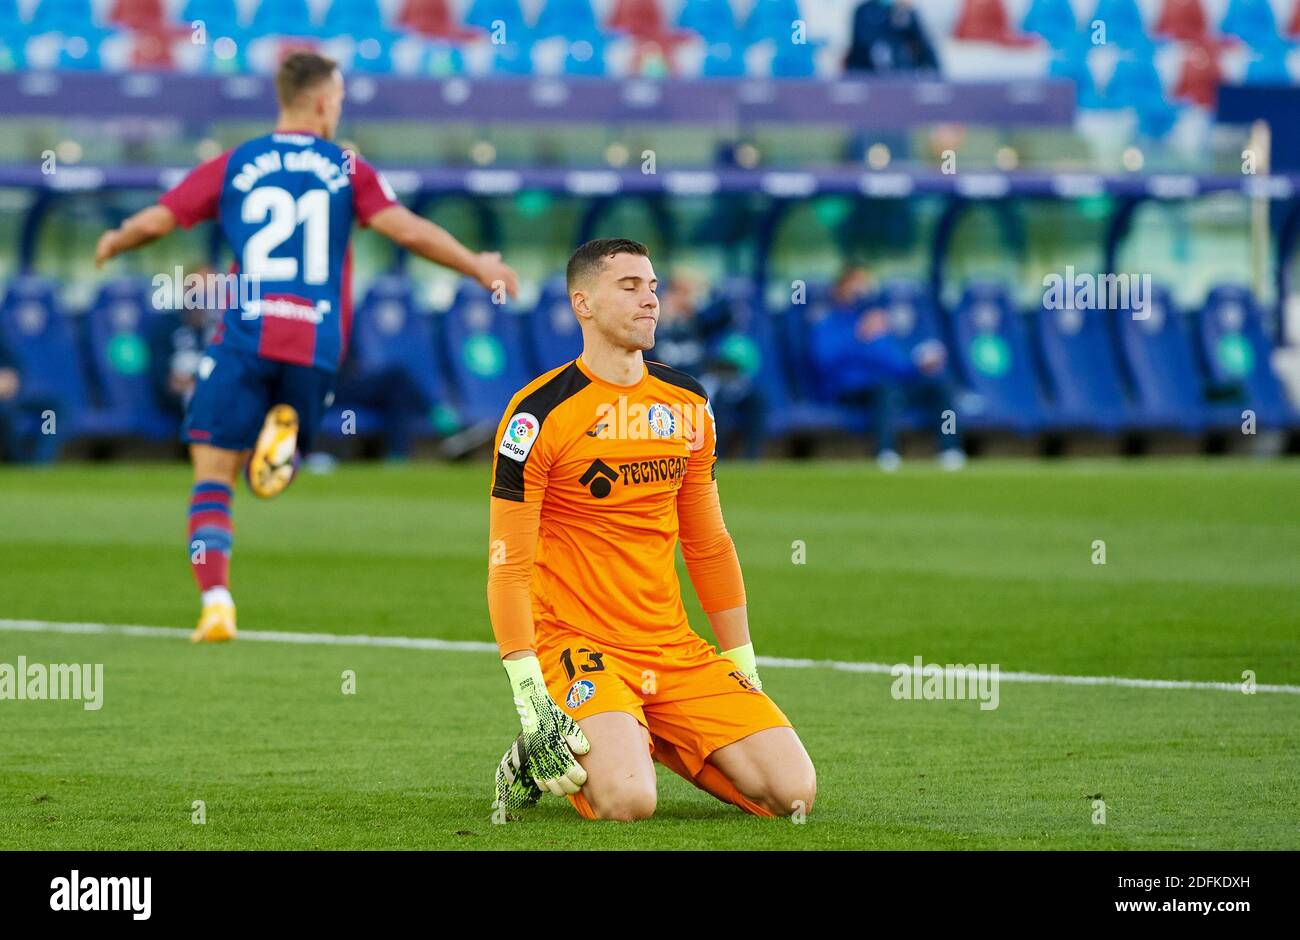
top-left (247, 404), bottom-right (300, 499)
top-left (191, 601), bottom-right (237, 643)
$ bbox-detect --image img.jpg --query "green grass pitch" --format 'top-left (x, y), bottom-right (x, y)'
top-left (1, 459), bottom-right (1297, 850)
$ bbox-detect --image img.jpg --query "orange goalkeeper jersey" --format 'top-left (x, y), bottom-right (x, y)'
top-left (486, 356), bottom-right (746, 656)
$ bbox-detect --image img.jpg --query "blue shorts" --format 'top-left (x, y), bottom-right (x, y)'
top-left (183, 344), bottom-right (335, 453)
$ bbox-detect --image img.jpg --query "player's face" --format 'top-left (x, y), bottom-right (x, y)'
top-left (578, 253), bottom-right (659, 352)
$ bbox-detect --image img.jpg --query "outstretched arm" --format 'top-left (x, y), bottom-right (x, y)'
top-left (94, 205), bottom-right (177, 269)
top-left (368, 204), bottom-right (519, 299)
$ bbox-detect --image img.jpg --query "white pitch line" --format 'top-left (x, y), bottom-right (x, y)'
top-left (1, 618), bottom-right (1297, 695)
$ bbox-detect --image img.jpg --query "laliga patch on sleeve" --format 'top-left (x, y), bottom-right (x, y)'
top-left (499, 412), bottom-right (540, 462)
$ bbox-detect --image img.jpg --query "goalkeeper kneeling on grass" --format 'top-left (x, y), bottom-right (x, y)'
top-left (488, 237), bottom-right (816, 821)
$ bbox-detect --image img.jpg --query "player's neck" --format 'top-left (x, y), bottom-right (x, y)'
top-left (579, 344), bottom-right (646, 388)
top-left (274, 114), bottom-right (324, 138)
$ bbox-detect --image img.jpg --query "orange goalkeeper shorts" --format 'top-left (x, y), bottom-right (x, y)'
top-left (535, 620), bottom-right (792, 784)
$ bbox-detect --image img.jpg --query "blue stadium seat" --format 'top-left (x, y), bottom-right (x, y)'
top-left (30, 0), bottom-right (97, 34)
top-left (82, 279), bottom-right (175, 439)
top-left (719, 278), bottom-right (846, 438)
top-left (1114, 284), bottom-right (1214, 432)
top-left (526, 276), bottom-right (582, 374)
top-left (1090, 0), bottom-right (1152, 49)
top-left (701, 40), bottom-right (747, 77)
top-left (1033, 299), bottom-right (1133, 432)
top-left (1220, 0), bottom-right (1283, 48)
top-left (880, 279), bottom-right (944, 352)
top-left (181, 0), bottom-right (241, 35)
top-left (563, 33), bottom-right (606, 74)
top-left (321, 0), bottom-right (385, 37)
top-left (248, 0), bottom-right (317, 37)
top-left (440, 281), bottom-right (531, 428)
top-left (949, 281), bottom-right (1045, 434)
top-left (325, 275), bottom-right (444, 439)
top-left (745, 0), bottom-right (802, 44)
top-left (0, 276), bottom-right (89, 441)
top-left (679, 0), bottom-right (739, 41)
top-left (535, 0), bottom-right (598, 39)
top-left (1049, 38), bottom-right (1106, 108)
top-left (465, 0), bottom-right (528, 37)
top-left (490, 34), bottom-right (536, 74)
top-left (1197, 284), bottom-right (1297, 429)
top-left (1244, 43), bottom-right (1292, 83)
top-left (1022, 0), bottom-right (1077, 48)
top-left (770, 37), bottom-right (817, 77)
top-left (349, 32), bottom-right (399, 73)
top-left (777, 280), bottom-right (864, 434)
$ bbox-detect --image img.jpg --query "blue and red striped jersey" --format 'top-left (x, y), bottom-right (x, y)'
top-left (160, 131), bottom-right (398, 372)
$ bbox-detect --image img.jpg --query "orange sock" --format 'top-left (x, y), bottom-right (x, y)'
top-left (568, 790), bottom-right (599, 820)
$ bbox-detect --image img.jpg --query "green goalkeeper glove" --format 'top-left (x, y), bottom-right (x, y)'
top-left (493, 733), bottom-right (542, 813)
top-left (721, 641), bottom-right (763, 692)
top-left (503, 655), bottom-right (590, 797)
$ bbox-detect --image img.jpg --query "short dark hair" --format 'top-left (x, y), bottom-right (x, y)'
top-left (566, 238), bottom-right (649, 292)
top-left (275, 52), bottom-right (339, 109)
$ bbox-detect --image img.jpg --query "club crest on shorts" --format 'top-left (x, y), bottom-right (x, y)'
top-left (499, 412), bottom-right (538, 462)
top-left (566, 679), bottom-right (596, 708)
top-left (647, 403), bottom-right (676, 438)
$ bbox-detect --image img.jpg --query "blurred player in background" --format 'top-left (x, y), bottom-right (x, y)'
top-left (92, 52), bottom-right (519, 643)
top-left (487, 238), bottom-right (815, 821)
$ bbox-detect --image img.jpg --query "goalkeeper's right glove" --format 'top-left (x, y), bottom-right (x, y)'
top-left (503, 654), bottom-right (590, 796)
top-left (493, 733), bottom-right (542, 812)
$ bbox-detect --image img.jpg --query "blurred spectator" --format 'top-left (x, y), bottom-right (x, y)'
top-left (333, 360), bottom-right (434, 461)
top-left (811, 265), bottom-right (963, 470)
top-left (148, 287), bottom-right (218, 419)
top-left (844, 0), bottom-right (940, 75)
top-left (654, 274), bottom-right (764, 459)
top-left (0, 329), bottom-right (61, 463)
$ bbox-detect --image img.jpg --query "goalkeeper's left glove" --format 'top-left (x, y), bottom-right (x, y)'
top-left (721, 641), bottom-right (763, 692)
top-left (493, 733), bottom-right (542, 813)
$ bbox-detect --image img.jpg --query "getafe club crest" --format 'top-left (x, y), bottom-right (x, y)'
top-left (647, 403), bottom-right (677, 438)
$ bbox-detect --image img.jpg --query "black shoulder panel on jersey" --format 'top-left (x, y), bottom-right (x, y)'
top-left (645, 360), bottom-right (708, 400)
top-left (491, 362), bottom-right (590, 501)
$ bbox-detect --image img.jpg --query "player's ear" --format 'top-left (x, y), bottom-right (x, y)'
top-left (571, 289), bottom-right (590, 321)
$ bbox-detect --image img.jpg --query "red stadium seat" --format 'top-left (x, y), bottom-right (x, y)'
top-left (1155, 0), bottom-right (1210, 42)
top-left (953, 0), bottom-right (1037, 46)
top-left (607, 0), bottom-right (670, 39)
top-left (397, 0), bottom-right (482, 40)
top-left (1173, 39), bottom-right (1220, 107)
top-left (1288, 0), bottom-right (1300, 36)
top-left (129, 27), bottom-right (176, 70)
top-left (110, 0), bottom-right (166, 30)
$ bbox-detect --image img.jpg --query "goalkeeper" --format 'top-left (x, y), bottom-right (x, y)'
top-left (487, 238), bottom-right (816, 821)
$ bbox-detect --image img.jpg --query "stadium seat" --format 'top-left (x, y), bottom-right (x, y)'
top-left (57, 29), bottom-right (110, 70)
top-left (320, 0), bottom-right (385, 37)
top-left (181, 0), bottom-right (241, 36)
top-left (248, 0), bottom-right (318, 39)
top-left (129, 27), bottom-right (179, 70)
top-left (1243, 43), bottom-right (1293, 82)
top-left (439, 282), bottom-right (531, 428)
top-left (1154, 0), bottom-right (1211, 43)
top-left (1048, 41), bottom-right (1106, 108)
top-left (1106, 53), bottom-right (1180, 135)
top-left (30, 0), bottom-right (98, 35)
top-left (953, 0), bottom-right (1036, 46)
top-left (948, 282), bottom-right (1045, 434)
top-left (109, 0), bottom-right (166, 31)
top-left (82, 279), bottom-right (175, 439)
top-left (1172, 40), bottom-right (1221, 107)
top-left (1089, 0), bottom-right (1152, 49)
top-left (535, 0), bottom-right (599, 39)
top-left (770, 37), bottom-right (817, 77)
top-left (678, 0), bottom-right (739, 42)
top-left (1032, 298), bottom-right (1133, 432)
top-left (327, 275), bottom-right (444, 439)
top-left (0, 277), bottom-right (89, 441)
top-left (464, 0), bottom-right (528, 38)
top-left (1220, 0), bottom-right (1282, 47)
top-left (563, 33), bottom-right (607, 74)
top-left (1022, 0), bottom-right (1078, 47)
top-left (1197, 284), bottom-right (1297, 429)
top-left (880, 279), bottom-right (945, 354)
top-left (1289, 0), bottom-right (1300, 37)
top-left (720, 278), bottom-right (847, 438)
top-left (526, 276), bottom-right (582, 374)
top-left (396, 0), bottom-right (480, 41)
top-left (1114, 284), bottom-right (1213, 432)
top-left (744, 0), bottom-right (803, 44)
